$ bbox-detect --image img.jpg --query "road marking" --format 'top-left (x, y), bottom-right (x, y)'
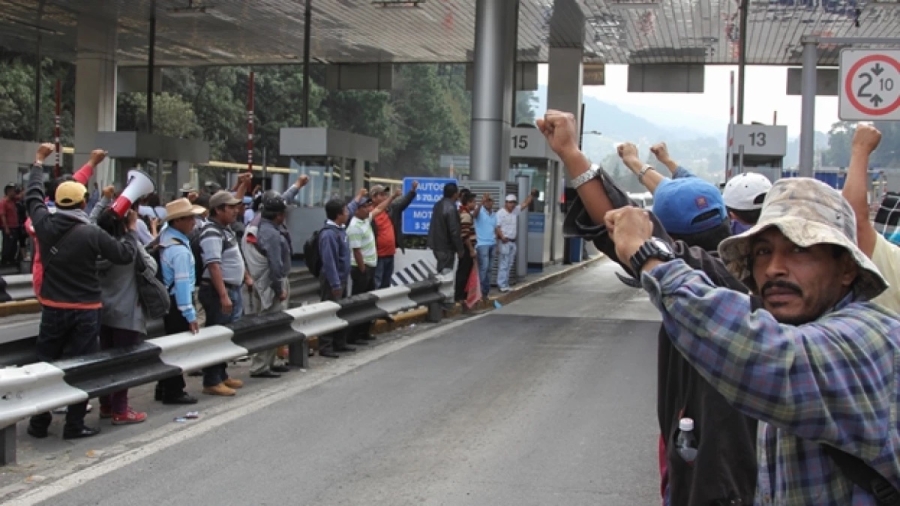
top-left (3, 314), bottom-right (489, 506)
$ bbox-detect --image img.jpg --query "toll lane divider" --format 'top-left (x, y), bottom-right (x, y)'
top-left (0, 274), bottom-right (452, 465)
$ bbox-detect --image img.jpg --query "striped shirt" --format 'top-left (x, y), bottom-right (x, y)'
top-left (348, 216), bottom-right (377, 267)
top-left (642, 259), bottom-right (900, 505)
top-left (459, 208), bottom-right (475, 248)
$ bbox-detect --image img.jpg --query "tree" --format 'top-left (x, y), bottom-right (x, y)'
top-left (822, 122), bottom-right (855, 167)
top-left (0, 54), bottom-right (75, 146)
top-left (116, 92), bottom-right (203, 139)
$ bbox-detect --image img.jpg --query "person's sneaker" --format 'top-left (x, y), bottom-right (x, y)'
top-left (99, 406), bottom-right (113, 419)
top-left (499, 287), bottom-right (511, 293)
top-left (222, 378), bottom-right (243, 389)
top-left (111, 409), bottom-right (147, 425)
top-left (202, 383), bottom-right (236, 396)
top-left (52, 403), bottom-right (93, 415)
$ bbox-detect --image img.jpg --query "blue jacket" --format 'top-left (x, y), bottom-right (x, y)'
top-left (319, 222), bottom-right (350, 291)
top-left (160, 226), bottom-right (197, 323)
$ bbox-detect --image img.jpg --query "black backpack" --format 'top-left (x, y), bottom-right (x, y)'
top-left (189, 222), bottom-right (228, 284)
top-left (303, 228), bottom-right (323, 277)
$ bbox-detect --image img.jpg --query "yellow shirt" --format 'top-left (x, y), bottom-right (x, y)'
top-left (871, 233), bottom-right (900, 313)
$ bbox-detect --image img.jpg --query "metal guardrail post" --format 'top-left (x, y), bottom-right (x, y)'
top-left (288, 340), bottom-right (309, 369)
top-left (1, 425), bottom-right (14, 465)
top-left (426, 302), bottom-right (443, 323)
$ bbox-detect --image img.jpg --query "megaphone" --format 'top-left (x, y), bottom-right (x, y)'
top-left (110, 169), bottom-right (155, 218)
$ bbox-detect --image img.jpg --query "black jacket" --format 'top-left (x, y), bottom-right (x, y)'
top-left (426, 197), bottom-right (463, 254)
top-left (26, 164), bottom-right (135, 308)
top-left (563, 167), bottom-right (758, 506)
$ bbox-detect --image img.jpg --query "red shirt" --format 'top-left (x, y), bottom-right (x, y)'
top-left (1, 198), bottom-right (17, 228)
top-left (374, 212), bottom-right (396, 257)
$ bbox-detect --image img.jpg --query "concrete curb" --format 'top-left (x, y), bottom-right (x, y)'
top-left (371, 255), bottom-right (606, 334)
top-left (0, 300), bottom-right (40, 318)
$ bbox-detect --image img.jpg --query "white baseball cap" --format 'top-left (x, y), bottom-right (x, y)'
top-left (722, 172), bottom-right (772, 211)
top-left (505, 194), bottom-right (518, 202)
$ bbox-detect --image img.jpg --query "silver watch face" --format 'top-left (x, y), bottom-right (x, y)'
top-left (651, 238), bottom-right (672, 254)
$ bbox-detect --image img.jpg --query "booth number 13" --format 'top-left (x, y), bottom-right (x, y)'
top-left (748, 132), bottom-right (766, 147)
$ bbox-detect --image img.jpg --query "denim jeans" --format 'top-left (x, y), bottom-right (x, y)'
top-left (497, 241), bottom-right (517, 290)
top-left (373, 256), bottom-right (395, 289)
top-left (476, 244), bottom-right (495, 298)
top-left (30, 306), bottom-right (101, 431)
top-left (198, 283), bottom-right (243, 387)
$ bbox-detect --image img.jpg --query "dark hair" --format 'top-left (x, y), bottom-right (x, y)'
top-left (443, 183), bottom-right (459, 199)
top-left (460, 192), bottom-right (475, 205)
top-left (45, 175), bottom-right (74, 203)
top-left (195, 194), bottom-right (211, 210)
top-left (670, 219), bottom-right (731, 253)
top-left (96, 209), bottom-right (126, 238)
top-left (145, 193), bottom-right (161, 208)
top-left (727, 207), bottom-right (762, 226)
top-left (325, 198), bottom-right (346, 221)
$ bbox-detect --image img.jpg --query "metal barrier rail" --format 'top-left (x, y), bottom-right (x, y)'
top-left (0, 275), bottom-right (452, 465)
top-left (0, 275), bottom-right (38, 303)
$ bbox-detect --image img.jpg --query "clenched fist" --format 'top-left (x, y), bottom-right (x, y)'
top-left (650, 143), bottom-right (671, 164)
top-left (852, 124), bottom-right (881, 155)
top-left (89, 149), bottom-right (108, 167)
top-left (536, 110), bottom-right (580, 161)
top-left (604, 206), bottom-right (654, 266)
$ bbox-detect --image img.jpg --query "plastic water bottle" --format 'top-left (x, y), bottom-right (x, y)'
top-left (675, 417), bottom-right (698, 464)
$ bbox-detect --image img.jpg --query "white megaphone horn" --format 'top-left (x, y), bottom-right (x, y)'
top-left (110, 169), bottom-right (155, 218)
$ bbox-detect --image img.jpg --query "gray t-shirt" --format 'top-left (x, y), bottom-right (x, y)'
top-left (200, 222), bottom-right (245, 286)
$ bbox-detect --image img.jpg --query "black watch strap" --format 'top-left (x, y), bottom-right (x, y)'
top-left (629, 239), bottom-right (674, 275)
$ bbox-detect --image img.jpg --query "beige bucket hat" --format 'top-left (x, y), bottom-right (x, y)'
top-left (718, 177), bottom-right (888, 300)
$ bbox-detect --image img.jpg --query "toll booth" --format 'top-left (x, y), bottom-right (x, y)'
top-left (506, 126), bottom-right (565, 268)
top-left (279, 128), bottom-right (379, 254)
top-left (729, 124), bottom-right (788, 183)
top-left (95, 131), bottom-right (210, 201)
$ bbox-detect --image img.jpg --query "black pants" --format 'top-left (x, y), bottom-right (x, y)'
top-left (434, 250), bottom-right (456, 274)
top-left (29, 306), bottom-right (100, 431)
top-left (157, 296), bottom-right (189, 399)
top-left (454, 253), bottom-right (474, 302)
top-left (318, 275), bottom-right (347, 353)
top-left (1, 228), bottom-right (17, 265)
top-left (348, 265), bottom-right (376, 343)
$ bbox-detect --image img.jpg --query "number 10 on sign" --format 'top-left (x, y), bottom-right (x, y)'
top-left (839, 50), bottom-right (900, 121)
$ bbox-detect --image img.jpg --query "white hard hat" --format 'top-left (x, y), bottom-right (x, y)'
top-left (722, 172), bottom-right (772, 211)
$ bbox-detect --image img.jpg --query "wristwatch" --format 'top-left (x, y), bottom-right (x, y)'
top-left (571, 164), bottom-right (600, 190)
top-left (629, 237), bottom-right (675, 275)
top-left (636, 165), bottom-right (655, 184)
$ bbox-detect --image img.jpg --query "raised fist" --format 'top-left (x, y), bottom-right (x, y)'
top-left (89, 149), bottom-right (108, 166)
top-left (650, 143), bottom-right (671, 163)
top-left (852, 124), bottom-right (881, 155)
top-left (36, 143), bottom-right (55, 162)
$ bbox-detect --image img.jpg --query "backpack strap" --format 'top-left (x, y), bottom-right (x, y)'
top-left (825, 446), bottom-right (900, 506)
top-left (47, 224), bottom-right (84, 262)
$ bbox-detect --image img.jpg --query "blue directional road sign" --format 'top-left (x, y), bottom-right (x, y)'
top-left (401, 177), bottom-right (458, 235)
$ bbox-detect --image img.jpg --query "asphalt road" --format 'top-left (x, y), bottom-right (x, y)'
top-left (15, 259), bottom-right (663, 506)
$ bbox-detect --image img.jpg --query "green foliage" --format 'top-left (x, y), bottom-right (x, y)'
top-left (0, 53), bottom-right (74, 144)
top-left (0, 52), bottom-right (540, 183)
top-left (822, 121), bottom-right (900, 168)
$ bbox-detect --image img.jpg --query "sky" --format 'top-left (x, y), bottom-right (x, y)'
top-left (537, 64), bottom-right (840, 139)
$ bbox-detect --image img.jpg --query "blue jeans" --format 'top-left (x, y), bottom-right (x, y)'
top-left (476, 244), bottom-right (495, 298)
top-left (198, 283), bottom-right (243, 387)
top-left (497, 241), bottom-right (517, 290)
top-left (374, 256), bottom-right (395, 289)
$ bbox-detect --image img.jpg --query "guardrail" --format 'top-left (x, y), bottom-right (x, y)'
top-left (0, 269), bottom-right (321, 368)
top-left (0, 274), bottom-right (453, 465)
top-left (0, 275), bottom-right (38, 303)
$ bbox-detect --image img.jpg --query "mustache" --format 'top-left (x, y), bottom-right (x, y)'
top-left (760, 280), bottom-right (803, 298)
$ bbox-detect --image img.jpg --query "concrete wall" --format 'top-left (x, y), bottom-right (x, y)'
top-left (0, 139), bottom-right (41, 186)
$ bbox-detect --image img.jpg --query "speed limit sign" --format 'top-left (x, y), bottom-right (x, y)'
top-left (839, 49), bottom-right (900, 121)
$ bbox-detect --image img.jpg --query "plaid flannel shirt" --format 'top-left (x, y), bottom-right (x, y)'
top-left (642, 259), bottom-right (900, 506)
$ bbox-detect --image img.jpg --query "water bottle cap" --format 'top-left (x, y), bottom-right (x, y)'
top-left (679, 417), bottom-right (694, 431)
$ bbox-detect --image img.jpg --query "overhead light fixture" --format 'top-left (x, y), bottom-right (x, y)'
top-left (372, 0), bottom-right (425, 7)
top-left (166, 0), bottom-right (215, 17)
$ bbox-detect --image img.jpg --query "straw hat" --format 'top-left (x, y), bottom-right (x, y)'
top-left (164, 198), bottom-right (205, 222)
